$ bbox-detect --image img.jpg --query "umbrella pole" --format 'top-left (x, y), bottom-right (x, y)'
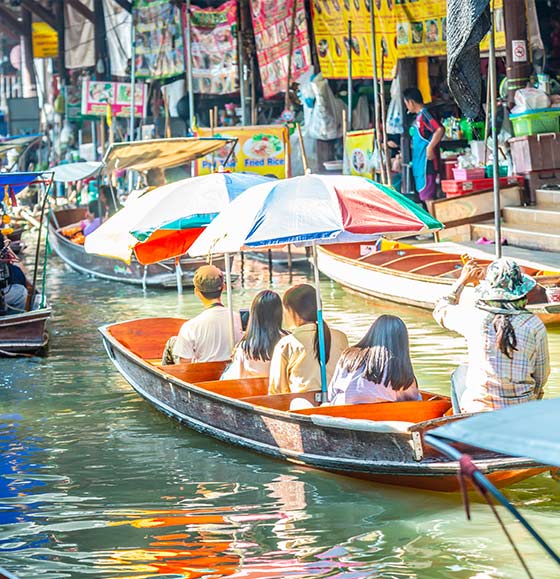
top-left (142, 266), bottom-right (147, 293)
top-left (175, 257), bottom-right (183, 295)
top-left (225, 252), bottom-right (235, 349)
top-left (312, 242), bottom-right (328, 403)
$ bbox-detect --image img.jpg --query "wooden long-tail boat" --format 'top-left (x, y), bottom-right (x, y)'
top-left (49, 208), bottom-right (226, 288)
top-left (100, 317), bottom-right (545, 492)
top-left (317, 243), bottom-right (560, 325)
top-left (0, 306), bottom-right (51, 356)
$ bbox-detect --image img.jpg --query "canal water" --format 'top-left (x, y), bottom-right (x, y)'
top-left (1, 248), bottom-right (559, 579)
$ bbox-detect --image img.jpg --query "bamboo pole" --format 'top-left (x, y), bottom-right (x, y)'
top-left (284, 0), bottom-right (298, 111)
top-left (129, 7), bottom-right (136, 142)
top-left (347, 20), bottom-right (353, 131)
top-left (379, 49), bottom-right (391, 185)
top-left (296, 122), bottom-right (308, 173)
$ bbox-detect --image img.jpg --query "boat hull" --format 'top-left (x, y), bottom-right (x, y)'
top-left (49, 208), bottom-right (222, 288)
top-left (317, 245), bottom-right (560, 324)
top-left (100, 319), bottom-right (544, 492)
top-left (0, 307), bottom-right (51, 356)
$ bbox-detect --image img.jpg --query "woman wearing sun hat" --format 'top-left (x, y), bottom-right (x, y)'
top-left (433, 257), bottom-right (550, 414)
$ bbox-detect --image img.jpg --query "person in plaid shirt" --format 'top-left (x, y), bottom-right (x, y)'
top-left (433, 258), bottom-right (550, 413)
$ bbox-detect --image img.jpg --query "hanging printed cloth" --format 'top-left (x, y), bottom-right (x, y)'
top-left (447, 0), bottom-right (490, 118)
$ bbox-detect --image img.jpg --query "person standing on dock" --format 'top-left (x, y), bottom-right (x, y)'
top-left (403, 88), bottom-right (444, 204)
top-left (433, 258), bottom-right (550, 414)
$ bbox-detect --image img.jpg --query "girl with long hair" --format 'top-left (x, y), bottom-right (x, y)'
top-left (268, 284), bottom-right (348, 394)
top-left (222, 290), bottom-right (285, 379)
top-left (328, 315), bottom-right (421, 405)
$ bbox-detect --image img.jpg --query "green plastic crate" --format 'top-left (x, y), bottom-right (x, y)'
top-left (510, 109), bottom-right (560, 137)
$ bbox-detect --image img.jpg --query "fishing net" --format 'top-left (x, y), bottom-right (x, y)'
top-left (447, 0), bottom-right (491, 119)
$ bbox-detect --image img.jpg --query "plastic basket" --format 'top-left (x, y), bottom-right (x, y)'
top-left (452, 167), bottom-right (486, 181)
top-left (485, 164), bottom-right (508, 178)
top-left (510, 109), bottom-right (560, 137)
top-left (442, 176), bottom-right (524, 197)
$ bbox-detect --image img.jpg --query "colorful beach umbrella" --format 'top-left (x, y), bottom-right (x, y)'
top-left (189, 174), bottom-right (443, 398)
top-left (84, 172), bottom-right (273, 266)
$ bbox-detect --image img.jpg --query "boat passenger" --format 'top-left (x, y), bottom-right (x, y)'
top-left (81, 200), bottom-right (102, 237)
top-left (328, 315), bottom-right (421, 405)
top-left (161, 265), bottom-right (243, 365)
top-left (433, 258), bottom-right (550, 414)
top-left (268, 284), bottom-right (348, 395)
top-left (221, 290), bottom-right (287, 380)
top-left (0, 238), bottom-right (35, 314)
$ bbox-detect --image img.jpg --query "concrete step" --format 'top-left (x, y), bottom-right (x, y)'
top-left (502, 205), bottom-right (560, 227)
top-left (470, 221), bottom-right (560, 252)
top-left (535, 188), bottom-right (560, 205)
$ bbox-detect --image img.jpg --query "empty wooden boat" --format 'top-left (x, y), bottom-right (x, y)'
top-left (49, 208), bottom-right (225, 288)
top-left (0, 306), bottom-right (51, 356)
top-left (317, 243), bottom-right (560, 324)
top-left (100, 317), bottom-right (545, 492)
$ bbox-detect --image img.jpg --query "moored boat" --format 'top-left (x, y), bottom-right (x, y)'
top-left (317, 243), bottom-right (560, 325)
top-left (0, 306), bottom-right (51, 356)
top-left (100, 317), bottom-right (545, 492)
top-left (49, 208), bottom-right (226, 288)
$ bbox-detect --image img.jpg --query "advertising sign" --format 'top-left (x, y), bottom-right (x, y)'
top-left (81, 80), bottom-right (147, 118)
top-left (344, 129), bottom-right (375, 178)
top-left (189, 0), bottom-right (239, 95)
top-left (135, 0), bottom-right (185, 79)
top-left (32, 22), bottom-right (58, 59)
top-left (250, 0), bottom-right (312, 99)
top-left (196, 125), bottom-right (290, 179)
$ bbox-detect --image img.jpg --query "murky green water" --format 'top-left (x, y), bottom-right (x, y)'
top-left (1, 246), bottom-right (559, 579)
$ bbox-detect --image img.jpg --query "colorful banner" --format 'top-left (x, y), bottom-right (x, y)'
top-left (344, 129), bottom-right (374, 178)
top-left (189, 0), bottom-right (238, 95)
top-left (312, 0), bottom-right (505, 80)
top-left (32, 22), bottom-right (58, 59)
top-left (196, 125), bottom-right (290, 179)
top-left (64, 85), bottom-right (82, 122)
top-left (135, 0), bottom-right (185, 79)
top-left (81, 80), bottom-right (147, 118)
top-left (250, 0), bottom-right (312, 99)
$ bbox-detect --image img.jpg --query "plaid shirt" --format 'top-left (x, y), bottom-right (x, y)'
top-left (434, 295), bottom-right (550, 413)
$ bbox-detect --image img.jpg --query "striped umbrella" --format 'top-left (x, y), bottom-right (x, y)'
top-left (189, 174), bottom-right (443, 398)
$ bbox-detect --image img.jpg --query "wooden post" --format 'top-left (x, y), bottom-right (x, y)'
top-left (21, 9), bottom-right (37, 98)
top-left (284, 0), bottom-right (298, 111)
top-left (503, 0), bottom-right (530, 106)
top-left (55, 0), bottom-right (66, 85)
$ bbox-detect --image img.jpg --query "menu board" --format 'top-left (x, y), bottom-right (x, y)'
top-left (196, 125), bottom-right (290, 179)
top-left (250, 0), bottom-right (312, 99)
top-left (190, 0), bottom-right (239, 95)
top-left (312, 0), bottom-right (505, 80)
top-left (81, 80), bottom-right (147, 118)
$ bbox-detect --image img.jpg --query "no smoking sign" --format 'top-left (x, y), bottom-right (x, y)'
top-left (512, 40), bottom-right (527, 63)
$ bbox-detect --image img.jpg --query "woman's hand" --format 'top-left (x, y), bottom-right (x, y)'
top-left (458, 259), bottom-right (485, 286)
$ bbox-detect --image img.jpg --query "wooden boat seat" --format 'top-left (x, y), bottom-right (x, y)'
top-left (108, 317), bottom-right (186, 359)
top-left (241, 391), bottom-right (319, 410)
top-left (196, 377), bottom-right (269, 399)
top-left (293, 399), bottom-right (452, 423)
top-left (161, 360), bottom-right (228, 383)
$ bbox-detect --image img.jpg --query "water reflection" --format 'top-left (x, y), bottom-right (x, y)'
top-left (0, 249), bottom-right (558, 578)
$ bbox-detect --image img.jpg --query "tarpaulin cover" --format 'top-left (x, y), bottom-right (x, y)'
top-left (429, 398), bottom-right (560, 468)
top-left (0, 135), bottom-right (42, 157)
top-left (102, 138), bottom-right (235, 173)
top-left (0, 172), bottom-right (45, 195)
top-left (51, 162), bottom-right (103, 183)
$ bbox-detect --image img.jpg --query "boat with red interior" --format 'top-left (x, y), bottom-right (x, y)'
top-left (100, 317), bottom-right (546, 492)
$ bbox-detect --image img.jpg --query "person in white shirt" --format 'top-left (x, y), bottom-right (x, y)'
top-left (221, 290), bottom-right (286, 380)
top-left (162, 265), bottom-right (242, 364)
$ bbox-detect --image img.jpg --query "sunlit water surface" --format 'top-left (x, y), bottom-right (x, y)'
top-left (1, 246), bottom-right (559, 579)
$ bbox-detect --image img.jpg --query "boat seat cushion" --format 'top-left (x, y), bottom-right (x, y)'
top-left (293, 399), bottom-right (452, 423)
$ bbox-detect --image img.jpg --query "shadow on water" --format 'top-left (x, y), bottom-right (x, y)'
top-left (0, 248), bottom-right (559, 578)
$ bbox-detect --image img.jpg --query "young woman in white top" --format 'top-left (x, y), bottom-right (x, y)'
top-left (221, 290), bottom-right (286, 380)
top-left (328, 315), bottom-right (420, 405)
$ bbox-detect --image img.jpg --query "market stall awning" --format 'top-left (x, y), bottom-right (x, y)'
top-left (0, 171), bottom-right (48, 195)
top-left (0, 134), bottom-right (42, 157)
top-left (50, 161), bottom-right (103, 183)
top-left (428, 398), bottom-right (560, 468)
top-left (102, 137), bottom-right (235, 173)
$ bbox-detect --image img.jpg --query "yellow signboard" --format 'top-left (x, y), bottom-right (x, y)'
top-left (32, 22), bottom-right (58, 59)
top-left (196, 125), bottom-right (290, 179)
top-left (344, 129), bottom-right (375, 178)
top-left (312, 0), bottom-right (505, 80)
